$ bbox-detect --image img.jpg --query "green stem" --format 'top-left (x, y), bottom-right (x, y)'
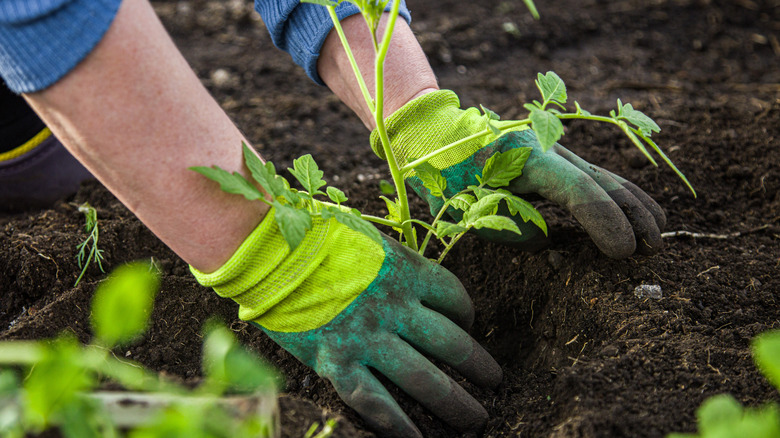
top-left (74, 233), bottom-right (96, 286)
top-left (437, 232), bottom-right (466, 264)
top-left (372, 1), bottom-right (418, 250)
top-left (418, 229), bottom-right (434, 256)
top-left (0, 341), bottom-right (45, 363)
top-left (400, 219), bottom-right (436, 233)
top-left (362, 214), bottom-right (402, 229)
top-left (418, 192), bottom-right (461, 255)
top-left (84, 348), bottom-right (184, 394)
top-left (326, 6), bottom-right (375, 113)
top-left (399, 119), bottom-right (532, 174)
top-left (0, 341), bottom-right (184, 394)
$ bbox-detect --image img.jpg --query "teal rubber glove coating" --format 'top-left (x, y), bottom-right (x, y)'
top-left (258, 234), bottom-right (502, 437)
top-left (192, 211), bottom-right (502, 437)
top-left (372, 90), bottom-right (667, 259)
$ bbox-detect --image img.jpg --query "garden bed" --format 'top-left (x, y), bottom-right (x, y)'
top-left (1, 0), bottom-right (779, 436)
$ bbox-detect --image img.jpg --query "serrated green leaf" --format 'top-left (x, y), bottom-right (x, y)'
top-left (289, 154), bottom-right (327, 196)
top-left (480, 104), bottom-right (500, 121)
top-left (618, 102), bottom-right (660, 137)
top-left (190, 166), bottom-right (264, 201)
top-left (468, 185), bottom-right (493, 200)
top-left (326, 186), bottom-right (348, 204)
top-left (487, 121), bottom-right (502, 136)
top-left (449, 193), bottom-right (476, 211)
top-left (481, 148), bottom-right (532, 188)
top-left (325, 206), bottom-right (382, 245)
top-left (380, 196), bottom-right (403, 234)
top-left (529, 108), bottom-right (564, 152)
top-left (499, 191), bottom-right (548, 235)
top-left (414, 162), bottom-right (447, 198)
top-left (523, 103), bottom-right (539, 113)
top-left (241, 144), bottom-right (297, 206)
top-left (273, 201), bottom-right (312, 250)
top-left (241, 143), bottom-right (290, 200)
top-left (379, 179), bottom-right (396, 195)
top-left (536, 71), bottom-right (567, 105)
top-left (92, 262), bottom-right (159, 347)
top-left (463, 193), bottom-right (504, 225)
top-left (471, 215), bottom-right (522, 235)
top-left (436, 221), bottom-right (468, 238)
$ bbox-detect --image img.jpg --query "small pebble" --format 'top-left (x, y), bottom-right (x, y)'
top-left (547, 250), bottom-right (563, 270)
top-left (634, 284), bottom-right (662, 300)
top-left (210, 68), bottom-right (234, 90)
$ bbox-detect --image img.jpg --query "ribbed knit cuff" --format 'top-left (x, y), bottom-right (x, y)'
top-left (190, 209), bottom-right (332, 322)
top-left (0, 0), bottom-right (122, 93)
top-left (370, 90), bottom-right (531, 173)
top-left (255, 0), bottom-right (411, 85)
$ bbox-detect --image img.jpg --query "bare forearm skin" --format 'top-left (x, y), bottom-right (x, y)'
top-left (318, 14), bottom-right (439, 130)
top-left (24, 0), bottom-right (268, 273)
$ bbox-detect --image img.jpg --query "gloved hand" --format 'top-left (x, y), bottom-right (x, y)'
top-left (371, 90), bottom-right (667, 259)
top-left (191, 208), bottom-right (502, 437)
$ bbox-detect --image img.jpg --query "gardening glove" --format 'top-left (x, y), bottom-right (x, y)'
top-left (371, 90), bottom-right (667, 259)
top-left (191, 208), bottom-right (502, 437)
top-left (0, 127), bottom-right (94, 213)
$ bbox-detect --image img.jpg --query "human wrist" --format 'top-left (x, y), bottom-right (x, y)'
top-left (319, 13), bottom-right (437, 130)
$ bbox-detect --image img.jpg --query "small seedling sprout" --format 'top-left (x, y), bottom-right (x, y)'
top-left (74, 202), bottom-right (106, 286)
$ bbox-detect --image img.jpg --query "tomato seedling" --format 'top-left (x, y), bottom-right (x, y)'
top-left (194, 0), bottom-right (693, 262)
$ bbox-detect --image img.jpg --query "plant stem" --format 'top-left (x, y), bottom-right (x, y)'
top-left (371, 0), bottom-right (418, 251)
top-left (418, 193), bottom-right (460, 255)
top-left (437, 233), bottom-right (466, 264)
top-left (0, 342), bottom-right (45, 363)
top-left (361, 213), bottom-right (401, 229)
top-left (0, 341), bottom-right (183, 394)
top-left (326, 6), bottom-right (375, 113)
top-left (399, 120), bottom-right (532, 174)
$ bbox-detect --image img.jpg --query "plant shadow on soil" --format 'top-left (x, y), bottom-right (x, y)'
top-left (2, 0), bottom-right (779, 437)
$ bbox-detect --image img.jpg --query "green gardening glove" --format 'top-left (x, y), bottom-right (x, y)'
top-left (371, 90), bottom-right (667, 259)
top-left (191, 208), bottom-right (502, 437)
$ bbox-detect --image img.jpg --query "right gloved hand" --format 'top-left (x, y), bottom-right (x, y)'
top-left (371, 90), bottom-right (667, 258)
top-left (191, 208), bottom-right (502, 437)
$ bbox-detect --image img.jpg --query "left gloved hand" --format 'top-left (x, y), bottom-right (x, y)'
top-left (191, 208), bottom-right (501, 437)
top-left (370, 90), bottom-right (666, 259)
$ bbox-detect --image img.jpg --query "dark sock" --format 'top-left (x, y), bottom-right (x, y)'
top-left (1, 79), bottom-right (46, 154)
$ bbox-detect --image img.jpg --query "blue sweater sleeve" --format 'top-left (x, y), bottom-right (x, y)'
top-left (0, 0), bottom-right (122, 93)
top-left (255, 0), bottom-right (411, 85)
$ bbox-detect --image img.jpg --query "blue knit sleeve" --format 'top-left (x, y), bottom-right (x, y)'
top-left (255, 0), bottom-right (411, 85)
top-left (0, 0), bottom-right (122, 93)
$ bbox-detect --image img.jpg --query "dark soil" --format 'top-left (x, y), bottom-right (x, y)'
top-left (2, 0), bottom-right (779, 436)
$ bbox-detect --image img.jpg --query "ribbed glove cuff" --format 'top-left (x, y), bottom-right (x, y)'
top-left (369, 90), bottom-right (488, 172)
top-left (190, 208), bottom-right (331, 322)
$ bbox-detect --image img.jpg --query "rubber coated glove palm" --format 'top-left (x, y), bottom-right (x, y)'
top-left (371, 90), bottom-right (667, 259)
top-left (191, 208), bottom-right (501, 437)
